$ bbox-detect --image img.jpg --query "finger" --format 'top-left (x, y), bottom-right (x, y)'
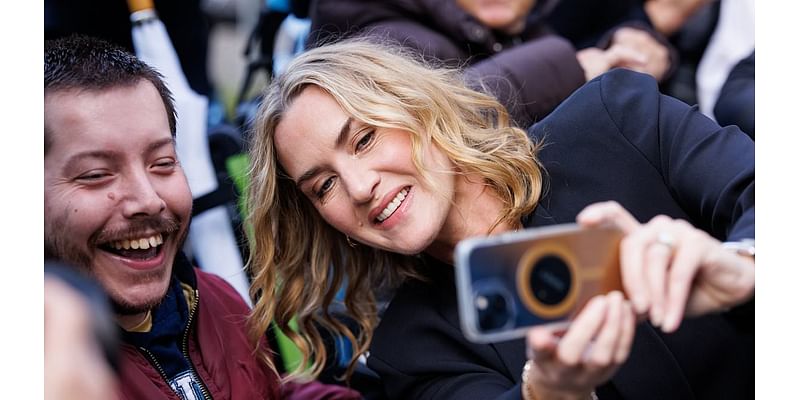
top-left (661, 231), bottom-right (706, 332)
top-left (586, 291), bottom-right (624, 367)
top-left (613, 27), bottom-right (658, 50)
top-left (576, 201), bottom-right (640, 233)
top-left (528, 325), bottom-right (559, 361)
top-left (576, 47), bottom-right (610, 81)
top-left (643, 233), bottom-right (672, 328)
top-left (605, 44), bottom-right (649, 68)
top-left (620, 228), bottom-right (651, 315)
top-left (614, 301), bottom-right (637, 364)
top-left (557, 295), bottom-right (608, 365)
top-left (613, 26), bottom-right (648, 42)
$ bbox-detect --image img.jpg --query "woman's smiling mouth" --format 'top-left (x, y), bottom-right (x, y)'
top-left (375, 187), bottom-right (410, 223)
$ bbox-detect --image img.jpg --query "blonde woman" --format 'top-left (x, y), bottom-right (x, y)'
top-left (246, 40), bottom-right (754, 400)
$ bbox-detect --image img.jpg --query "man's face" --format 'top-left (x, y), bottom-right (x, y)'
top-left (44, 80), bottom-right (192, 315)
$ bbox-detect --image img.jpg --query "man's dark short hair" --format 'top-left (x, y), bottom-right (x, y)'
top-left (44, 35), bottom-right (177, 153)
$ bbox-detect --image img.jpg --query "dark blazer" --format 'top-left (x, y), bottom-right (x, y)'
top-left (367, 69), bottom-right (754, 400)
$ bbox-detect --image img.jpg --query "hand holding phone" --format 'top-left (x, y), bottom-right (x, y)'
top-left (455, 224), bottom-right (625, 343)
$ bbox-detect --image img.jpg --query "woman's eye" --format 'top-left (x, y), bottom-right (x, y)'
top-left (316, 176), bottom-right (336, 199)
top-left (153, 158), bottom-right (177, 170)
top-left (355, 131), bottom-right (375, 152)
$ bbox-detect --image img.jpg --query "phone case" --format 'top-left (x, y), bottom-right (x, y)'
top-left (454, 223), bottom-right (624, 343)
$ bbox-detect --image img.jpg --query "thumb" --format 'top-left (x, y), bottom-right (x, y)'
top-left (576, 201), bottom-right (640, 233)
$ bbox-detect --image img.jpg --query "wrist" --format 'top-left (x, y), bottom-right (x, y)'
top-left (522, 360), bottom-right (597, 400)
top-left (722, 239), bottom-right (755, 263)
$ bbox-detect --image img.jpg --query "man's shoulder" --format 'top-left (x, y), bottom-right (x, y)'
top-left (193, 268), bottom-right (251, 312)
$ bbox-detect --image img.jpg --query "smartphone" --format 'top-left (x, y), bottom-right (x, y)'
top-left (454, 223), bottom-right (625, 343)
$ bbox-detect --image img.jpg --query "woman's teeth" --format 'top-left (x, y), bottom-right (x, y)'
top-left (377, 188), bottom-right (408, 222)
top-left (110, 234), bottom-right (164, 250)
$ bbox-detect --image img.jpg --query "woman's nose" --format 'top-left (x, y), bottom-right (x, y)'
top-left (342, 165), bottom-right (380, 205)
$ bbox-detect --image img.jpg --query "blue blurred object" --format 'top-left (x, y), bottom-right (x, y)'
top-left (267, 0), bottom-right (290, 13)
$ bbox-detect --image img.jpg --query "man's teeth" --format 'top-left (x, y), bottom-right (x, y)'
top-left (110, 234), bottom-right (164, 250)
top-left (377, 188), bottom-right (408, 222)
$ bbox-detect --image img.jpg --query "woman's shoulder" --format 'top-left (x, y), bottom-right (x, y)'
top-left (550, 68), bottom-right (659, 120)
top-left (528, 69), bottom-right (663, 146)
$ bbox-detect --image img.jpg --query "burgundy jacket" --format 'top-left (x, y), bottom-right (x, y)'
top-left (309, 0), bottom-right (585, 127)
top-left (117, 256), bottom-right (361, 399)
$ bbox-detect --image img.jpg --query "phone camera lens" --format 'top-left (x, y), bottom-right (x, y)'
top-left (475, 290), bottom-right (513, 331)
top-left (529, 255), bottom-right (572, 305)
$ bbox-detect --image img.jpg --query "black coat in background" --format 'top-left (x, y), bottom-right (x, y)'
top-left (367, 69), bottom-right (754, 400)
top-left (715, 51), bottom-right (755, 140)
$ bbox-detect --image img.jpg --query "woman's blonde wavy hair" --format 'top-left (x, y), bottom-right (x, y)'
top-left (246, 38), bottom-right (544, 382)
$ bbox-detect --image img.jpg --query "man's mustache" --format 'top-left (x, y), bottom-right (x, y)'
top-left (91, 216), bottom-right (182, 245)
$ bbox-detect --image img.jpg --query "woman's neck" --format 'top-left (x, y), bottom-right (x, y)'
top-left (425, 174), bottom-right (515, 264)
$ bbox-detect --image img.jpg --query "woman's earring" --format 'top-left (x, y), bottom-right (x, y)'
top-left (346, 236), bottom-right (358, 248)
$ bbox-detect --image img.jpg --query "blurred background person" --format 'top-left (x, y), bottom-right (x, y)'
top-left (713, 51), bottom-right (754, 140)
top-left (44, 0), bottom-right (213, 100)
top-left (308, 0), bottom-right (673, 127)
top-left (695, 0), bottom-right (754, 129)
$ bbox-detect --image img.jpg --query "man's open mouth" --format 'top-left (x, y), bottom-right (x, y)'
top-left (99, 233), bottom-right (165, 260)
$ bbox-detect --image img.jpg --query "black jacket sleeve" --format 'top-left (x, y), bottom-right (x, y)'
top-left (595, 69), bottom-right (754, 241)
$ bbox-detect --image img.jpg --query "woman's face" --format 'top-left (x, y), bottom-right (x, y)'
top-left (274, 86), bottom-right (456, 255)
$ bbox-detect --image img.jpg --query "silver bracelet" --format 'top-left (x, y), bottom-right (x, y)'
top-left (522, 360), bottom-right (599, 400)
top-left (722, 239), bottom-right (755, 258)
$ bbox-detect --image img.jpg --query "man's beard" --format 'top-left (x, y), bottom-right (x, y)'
top-left (44, 211), bottom-right (189, 315)
top-left (110, 278), bottom-right (168, 315)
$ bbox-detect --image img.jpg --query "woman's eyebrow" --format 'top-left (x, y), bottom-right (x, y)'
top-left (335, 117), bottom-right (354, 147)
top-left (296, 117), bottom-right (355, 187)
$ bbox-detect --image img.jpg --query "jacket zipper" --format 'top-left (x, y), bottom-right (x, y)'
top-left (138, 346), bottom-right (173, 390)
top-left (182, 289), bottom-right (213, 400)
top-left (138, 288), bottom-right (213, 400)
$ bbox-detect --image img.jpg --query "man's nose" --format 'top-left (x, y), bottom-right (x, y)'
top-left (120, 171), bottom-right (166, 218)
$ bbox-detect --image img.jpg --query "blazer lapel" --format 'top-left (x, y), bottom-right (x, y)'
top-left (493, 339), bottom-right (527, 380)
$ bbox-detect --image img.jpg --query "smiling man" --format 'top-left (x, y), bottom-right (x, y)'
top-left (44, 35), bottom-right (360, 400)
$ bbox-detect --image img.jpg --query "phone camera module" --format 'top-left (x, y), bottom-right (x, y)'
top-left (529, 255), bottom-right (572, 305)
top-left (474, 283), bottom-right (515, 332)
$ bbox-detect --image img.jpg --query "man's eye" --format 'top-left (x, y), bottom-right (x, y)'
top-left (316, 176), bottom-right (336, 199)
top-left (77, 171), bottom-right (111, 181)
top-left (355, 131), bottom-right (375, 152)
